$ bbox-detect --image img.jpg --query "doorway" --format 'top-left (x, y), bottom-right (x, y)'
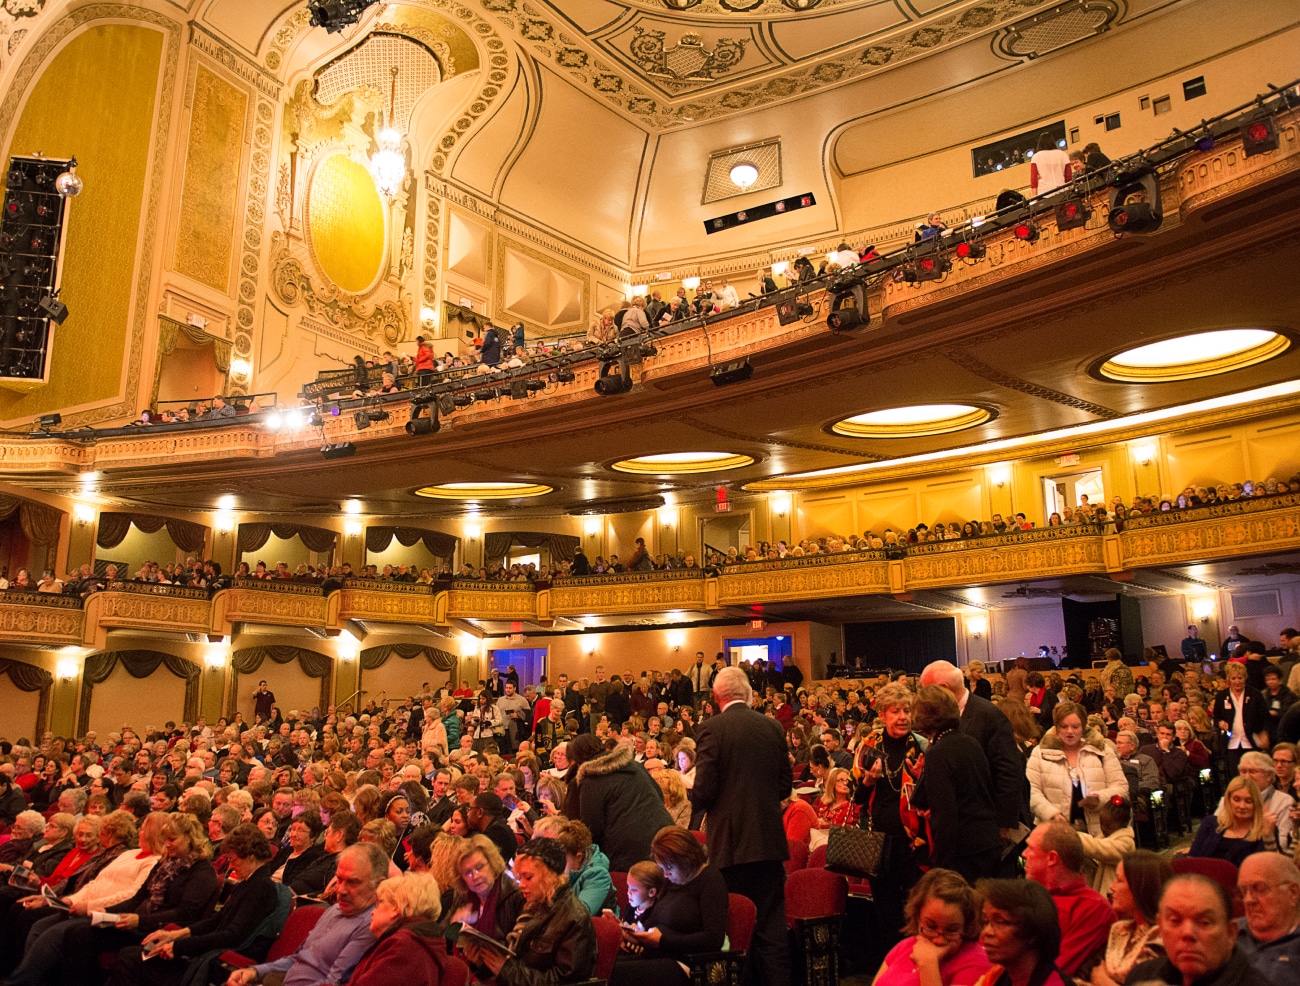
top-left (1043, 468), bottom-right (1104, 520)
top-left (722, 634), bottom-right (792, 669)
top-left (700, 511), bottom-right (752, 558)
top-left (488, 647), bottom-right (546, 689)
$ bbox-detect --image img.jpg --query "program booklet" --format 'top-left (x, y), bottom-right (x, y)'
top-left (455, 924), bottom-right (517, 960)
top-left (40, 885), bottom-right (69, 910)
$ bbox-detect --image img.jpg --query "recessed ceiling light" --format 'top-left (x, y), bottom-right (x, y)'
top-left (612, 452), bottom-right (755, 475)
top-left (1099, 329), bottom-right (1290, 382)
top-left (415, 482), bottom-right (553, 500)
top-left (729, 163), bottom-right (758, 189)
top-left (832, 404), bottom-right (992, 438)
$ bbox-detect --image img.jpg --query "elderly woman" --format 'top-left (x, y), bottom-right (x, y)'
top-left (345, 870), bottom-right (458, 985)
top-left (0, 812), bottom-right (75, 902)
top-left (104, 823), bottom-right (278, 986)
top-left (909, 687), bottom-right (1002, 883)
top-left (38, 815), bottom-right (103, 892)
top-left (556, 819), bottom-right (615, 916)
top-left (445, 834), bottom-right (524, 941)
top-left (0, 810), bottom-right (48, 867)
top-left (1089, 850), bottom-right (1172, 986)
top-left (611, 825), bottom-right (727, 986)
top-left (854, 682), bottom-right (928, 947)
top-left (1026, 701), bottom-right (1127, 835)
top-left (461, 838), bottom-right (596, 986)
top-left (1186, 775), bottom-right (1268, 866)
top-left (872, 868), bottom-right (990, 986)
top-left (654, 769), bottom-right (692, 828)
top-left (269, 809), bottom-right (325, 887)
top-left (972, 880), bottom-right (1071, 986)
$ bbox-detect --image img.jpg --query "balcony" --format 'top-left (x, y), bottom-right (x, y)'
top-left (7, 494), bottom-right (1296, 647)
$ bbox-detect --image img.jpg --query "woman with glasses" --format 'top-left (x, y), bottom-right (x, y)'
top-left (872, 869), bottom-right (990, 986)
top-left (971, 880), bottom-right (1070, 986)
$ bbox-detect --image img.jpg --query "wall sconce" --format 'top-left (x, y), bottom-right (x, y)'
top-left (658, 507), bottom-right (676, 527)
top-left (1132, 443), bottom-right (1156, 466)
top-left (666, 629), bottom-right (685, 651)
top-left (771, 261), bottom-right (789, 277)
top-left (344, 520), bottom-right (363, 538)
top-left (584, 518), bottom-right (601, 538)
top-left (229, 358), bottom-right (252, 382)
top-left (459, 633), bottom-right (480, 658)
top-left (990, 467), bottom-right (1010, 489)
top-left (420, 306), bottom-right (437, 327)
top-left (770, 493), bottom-right (791, 517)
top-left (1192, 598), bottom-right (1215, 623)
top-left (583, 639), bottom-right (598, 657)
top-left (681, 276), bottom-right (700, 290)
top-left (56, 658), bottom-right (80, 680)
top-left (73, 502), bottom-right (95, 525)
top-left (204, 640), bottom-right (229, 669)
top-left (337, 629), bottom-right (360, 662)
top-left (967, 615), bottom-right (988, 638)
top-left (343, 500), bottom-right (362, 515)
top-left (213, 511), bottom-right (235, 534)
top-left (465, 522), bottom-right (481, 540)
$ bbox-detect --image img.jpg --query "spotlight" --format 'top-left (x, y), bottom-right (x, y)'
top-left (38, 290), bottom-right (68, 324)
top-left (710, 358), bottom-right (753, 386)
top-left (321, 442), bottom-right (356, 459)
top-left (1053, 195), bottom-right (1091, 231)
top-left (475, 388), bottom-right (499, 403)
top-left (329, 404), bottom-right (341, 417)
top-left (308, 412), bottom-right (324, 427)
top-left (353, 410), bottom-right (371, 431)
top-left (1108, 168), bottom-right (1163, 235)
top-left (1194, 134), bottom-right (1216, 153)
top-left (556, 369), bottom-right (576, 383)
top-left (307, 0), bottom-right (376, 32)
top-left (368, 410), bottom-right (390, 423)
top-left (437, 395), bottom-right (457, 416)
top-left (594, 356), bottom-right (632, 396)
top-left (405, 405), bottom-right (440, 436)
top-left (903, 254), bottom-right (951, 282)
top-left (1013, 221), bottom-right (1040, 243)
top-left (509, 380), bottom-right (529, 400)
top-left (35, 413), bottom-right (61, 431)
top-left (525, 380), bottom-right (545, 392)
top-left (826, 283), bottom-right (867, 332)
top-left (1241, 117), bottom-right (1279, 157)
top-left (452, 394), bottom-right (474, 407)
top-left (955, 241), bottom-right (986, 260)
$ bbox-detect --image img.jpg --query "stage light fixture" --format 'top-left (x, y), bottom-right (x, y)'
top-left (509, 380), bottom-right (529, 400)
top-left (1054, 195), bottom-right (1091, 231)
top-left (321, 442), bottom-right (356, 459)
top-left (904, 254), bottom-right (952, 283)
top-left (35, 413), bottom-right (61, 431)
top-left (826, 283), bottom-right (867, 332)
top-left (556, 369), bottom-right (576, 383)
top-left (308, 412), bottom-right (324, 427)
top-left (1013, 221), bottom-right (1040, 243)
top-left (353, 410), bottom-right (371, 430)
top-left (1241, 117), bottom-right (1279, 157)
top-left (452, 394), bottom-right (474, 407)
top-left (594, 356), bottom-right (632, 396)
top-left (475, 388), bottom-right (499, 403)
top-left (38, 290), bottom-right (68, 325)
top-left (710, 358), bottom-right (753, 386)
top-left (526, 380), bottom-right (546, 392)
top-left (307, 0), bottom-right (377, 33)
top-left (437, 395), bottom-right (457, 416)
top-left (406, 405), bottom-right (440, 436)
top-left (1108, 168), bottom-right (1163, 235)
top-left (955, 241), bottom-right (986, 260)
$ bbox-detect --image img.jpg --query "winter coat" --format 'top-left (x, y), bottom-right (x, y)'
top-left (1026, 727), bottom-right (1128, 835)
top-left (575, 743), bottom-right (673, 872)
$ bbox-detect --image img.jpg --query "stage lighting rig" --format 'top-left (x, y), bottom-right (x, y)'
top-left (1108, 167), bottom-right (1163, 235)
top-left (406, 404), bottom-right (440, 436)
top-left (307, 0), bottom-right (378, 32)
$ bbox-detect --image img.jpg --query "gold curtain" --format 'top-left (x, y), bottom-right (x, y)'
top-left (150, 317), bottom-right (234, 407)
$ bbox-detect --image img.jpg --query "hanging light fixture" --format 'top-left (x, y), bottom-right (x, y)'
top-left (370, 66), bottom-right (405, 197)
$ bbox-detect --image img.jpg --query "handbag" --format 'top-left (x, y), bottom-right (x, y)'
top-left (826, 814), bottom-right (887, 878)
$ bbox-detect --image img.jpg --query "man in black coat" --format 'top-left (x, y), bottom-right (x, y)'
top-left (690, 666), bottom-right (791, 986)
top-left (920, 662), bottom-right (1029, 840)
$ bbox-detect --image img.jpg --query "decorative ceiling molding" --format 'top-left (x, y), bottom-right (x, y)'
top-left (945, 348), bottom-right (1123, 419)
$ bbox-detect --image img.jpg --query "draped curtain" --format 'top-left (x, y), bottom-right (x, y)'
top-left (360, 644), bottom-right (457, 672)
top-left (0, 493), bottom-right (64, 552)
top-left (237, 523), bottom-right (338, 555)
top-left (364, 526), bottom-right (459, 562)
top-left (151, 318), bottom-right (232, 407)
top-left (231, 646), bottom-right (333, 714)
top-left (78, 651), bottom-right (201, 735)
top-left (483, 531), bottom-right (579, 568)
top-left (97, 512), bottom-right (209, 553)
top-left (0, 659), bottom-right (53, 738)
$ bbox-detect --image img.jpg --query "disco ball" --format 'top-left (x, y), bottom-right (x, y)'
top-left (55, 170), bottom-right (83, 197)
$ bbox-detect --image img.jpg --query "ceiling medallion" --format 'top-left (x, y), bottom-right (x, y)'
top-left (832, 404), bottom-right (993, 439)
top-left (415, 482), bottom-right (553, 500)
top-left (1097, 329), bottom-right (1291, 383)
top-left (629, 28), bottom-right (747, 90)
top-left (611, 452), bottom-right (755, 475)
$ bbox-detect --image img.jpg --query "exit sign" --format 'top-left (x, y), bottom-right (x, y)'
top-left (1056, 453), bottom-right (1081, 467)
top-left (749, 619), bottom-right (766, 630)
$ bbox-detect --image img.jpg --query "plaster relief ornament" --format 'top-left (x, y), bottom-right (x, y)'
top-left (629, 29), bottom-right (747, 90)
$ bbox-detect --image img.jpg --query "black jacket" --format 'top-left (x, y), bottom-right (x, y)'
top-left (576, 744), bottom-right (673, 872)
top-left (960, 693), bottom-right (1028, 830)
top-left (690, 702), bottom-right (793, 869)
top-left (110, 856), bottom-right (220, 934)
top-left (270, 844), bottom-right (326, 891)
top-left (1212, 685), bottom-right (1270, 747)
top-left (174, 861), bottom-right (279, 958)
top-left (0, 787), bottom-right (27, 825)
top-left (471, 884), bottom-right (596, 986)
top-left (1130, 948), bottom-right (1265, 986)
top-left (910, 731), bottom-right (1001, 870)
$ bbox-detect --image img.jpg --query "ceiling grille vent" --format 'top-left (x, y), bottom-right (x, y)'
top-left (703, 138), bottom-right (781, 205)
top-left (999, 0), bottom-right (1119, 60)
top-left (1232, 590), bottom-right (1281, 619)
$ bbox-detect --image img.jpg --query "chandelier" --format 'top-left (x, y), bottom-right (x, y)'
top-left (369, 66), bottom-right (405, 197)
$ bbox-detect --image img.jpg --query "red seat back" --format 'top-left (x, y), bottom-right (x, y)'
top-left (785, 839), bottom-right (809, 875)
top-left (784, 868), bottom-right (848, 927)
top-left (440, 952), bottom-right (471, 986)
top-left (610, 871), bottom-right (630, 913)
top-left (592, 914), bottom-right (623, 980)
top-left (727, 893), bottom-right (757, 952)
top-left (808, 843), bottom-right (827, 870)
top-left (268, 904), bottom-right (327, 962)
top-left (1172, 856), bottom-right (1243, 916)
top-left (692, 830), bottom-right (708, 845)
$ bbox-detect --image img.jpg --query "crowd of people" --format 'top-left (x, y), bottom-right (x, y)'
top-left (2, 628), bottom-right (1300, 985)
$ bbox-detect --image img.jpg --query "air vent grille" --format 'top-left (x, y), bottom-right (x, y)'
top-left (1232, 590), bottom-right (1281, 619)
top-left (703, 138), bottom-right (781, 205)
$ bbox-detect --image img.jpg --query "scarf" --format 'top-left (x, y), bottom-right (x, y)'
top-left (145, 855), bottom-right (194, 913)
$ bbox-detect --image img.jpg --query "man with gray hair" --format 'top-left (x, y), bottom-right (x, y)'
top-left (225, 842), bottom-right (383, 986)
top-left (1236, 852), bottom-right (1300, 984)
top-left (691, 664), bottom-right (791, 986)
top-left (919, 660), bottom-right (1026, 843)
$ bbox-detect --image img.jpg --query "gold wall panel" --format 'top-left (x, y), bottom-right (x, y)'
top-left (0, 604), bottom-right (83, 645)
top-left (174, 64), bottom-right (247, 291)
top-left (337, 584), bottom-right (438, 623)
top-left (549, 577), bottom-right (709, 617)
top-left (904, 536), bottom-right (1107, 589)
top-left (307, 154), bottom-right (385, 294)
top-left (717, 558), bottom-right (891, 605)
top-left (1121, 497), bottom-right (1300, 569)
top-left (0, 24), bottom-right (163, 420)
top-left (445, 587), bottom-right (538, 621)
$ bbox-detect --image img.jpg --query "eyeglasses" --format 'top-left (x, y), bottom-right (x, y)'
top-left (1236, 881), bottom-right (1295, 900)
top-left (919, 920), bottom-right (965, 940)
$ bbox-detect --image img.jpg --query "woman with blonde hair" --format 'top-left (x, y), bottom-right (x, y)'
top-left (814, 767), bottom-right (860, 829)
top-left (1186, 775), bottom-right (1267, 866)
top-left (654, 769), bottom-right (691, 828)
top-left (445, 834), bottom-right (524, 941)
top-left (1026, 701), bottom-right (1127, 836)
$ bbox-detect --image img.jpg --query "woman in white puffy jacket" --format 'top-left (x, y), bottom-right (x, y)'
top-left (1026, 701), bottom-right (1128, 835)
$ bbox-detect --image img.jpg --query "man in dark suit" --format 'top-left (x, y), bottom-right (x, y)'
top-left (920, 661), bottom-right (1029, 852)
top-left (690, 666), bottom-right (792, 986)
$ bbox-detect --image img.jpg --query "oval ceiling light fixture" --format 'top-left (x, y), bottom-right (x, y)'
top-left (415, 482), bottom-right (553, 500)
top-left (612, 452), bottom-right (755, 475)
top-left (832, 404), bottom-right (992, 439)
top-left (729, 163), bottom-right (759, 190)
top-left (1098, 329), bottom-right (1290, 382)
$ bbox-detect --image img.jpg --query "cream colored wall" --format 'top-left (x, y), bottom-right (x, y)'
top-left (234, 659), bottom-right (322, 721)
top-left (240, 533), bottom-right (313, 570)
top-left (365, 538), bottom-right (444, 574)
top-left (103, 524), bottom-right (184, 574)
top-left (88, 662), bottom-right (187, 737)
top-left (0, 676), bottom-right (41, 741)
top-left (359, 655), bottom-right (439, 707)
